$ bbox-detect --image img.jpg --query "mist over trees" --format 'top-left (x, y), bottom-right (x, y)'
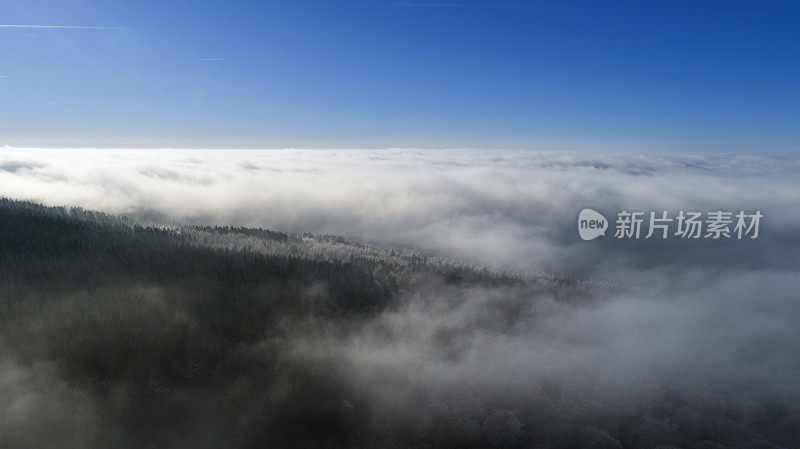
top-left (0, 198), bottom-right (798, 449)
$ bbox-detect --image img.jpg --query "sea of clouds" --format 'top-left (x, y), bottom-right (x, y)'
top-left (1, 147), bottom-right (799, 447)
top-left (1, 147), bottom-right (798, 277)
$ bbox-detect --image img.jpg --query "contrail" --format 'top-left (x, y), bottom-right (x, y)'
top-left (0, 24), bottom-right (130, 30)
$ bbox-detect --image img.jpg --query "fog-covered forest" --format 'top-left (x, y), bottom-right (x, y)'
top-left (1, 198), bottom-right (797, 449)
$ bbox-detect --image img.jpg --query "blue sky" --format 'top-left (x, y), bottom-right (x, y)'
top-left (0, 0), bottom-right (798, 149)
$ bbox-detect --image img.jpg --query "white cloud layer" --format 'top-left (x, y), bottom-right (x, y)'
top-left (1, 147), bottom-right (797, 278)
top-left (1, 147), bottom-right (799, 447)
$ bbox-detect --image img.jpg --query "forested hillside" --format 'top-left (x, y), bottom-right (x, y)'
top-left (0, 199), bottom-right (797, 449)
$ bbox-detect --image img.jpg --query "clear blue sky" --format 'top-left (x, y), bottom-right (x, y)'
top-left (1, 1), bottom-right (798, 149)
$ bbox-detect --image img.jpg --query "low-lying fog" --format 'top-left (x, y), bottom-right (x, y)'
top-left (1, 147), bottom-right (798, 448)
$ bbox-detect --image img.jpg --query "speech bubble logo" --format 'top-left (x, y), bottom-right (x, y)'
top-left (578, 208), bottom-right (608, 240)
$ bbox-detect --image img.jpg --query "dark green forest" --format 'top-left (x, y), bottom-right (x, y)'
top-left (0, 199), bottom-right (797, 449)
